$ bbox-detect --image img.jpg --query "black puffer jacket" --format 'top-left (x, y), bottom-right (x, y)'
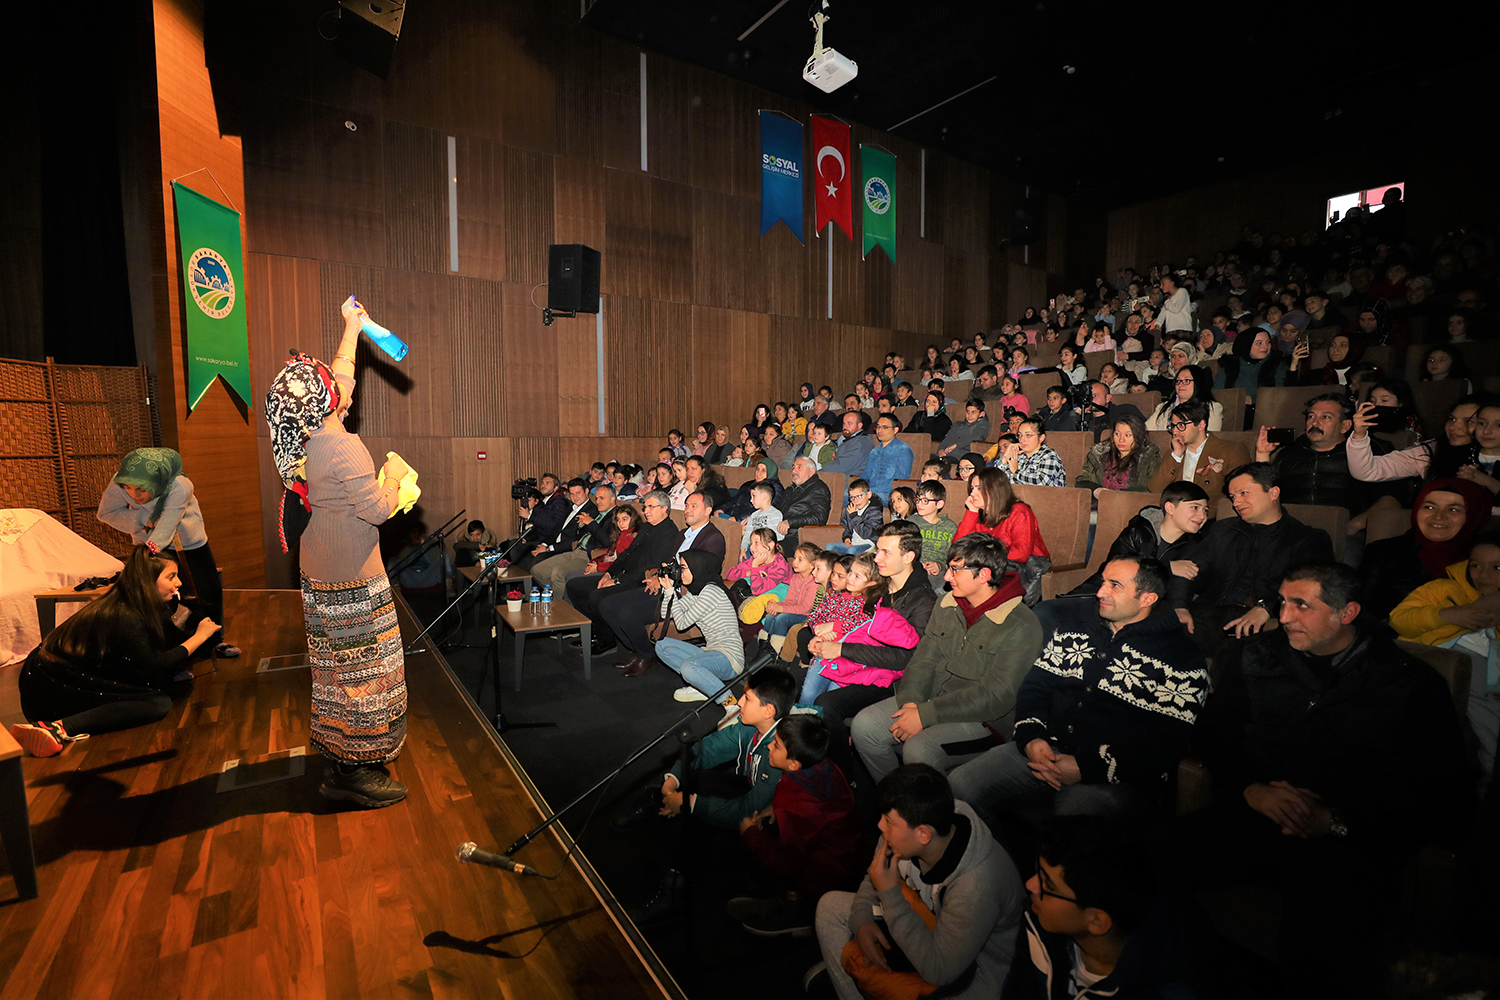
top-left (1068, 507), bottom-right (1202, 608)
top-left (1014, 598), bottom-right (1208, 794)
top-left (777, 476), bottom-right (833, 555)
top-left (1269, 435), bottom-right (1390, 513)
top-left (1194, 623), bottom-right (1469, 851)
top-left (1187, 512), bottom-right (1332, 612)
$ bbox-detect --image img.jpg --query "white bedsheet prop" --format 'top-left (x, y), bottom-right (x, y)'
top-left (1, 509), bottom-right (124, 666)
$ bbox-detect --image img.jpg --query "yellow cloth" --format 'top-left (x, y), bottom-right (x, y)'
top-left (1390, 560), bottom-right (1478, 647)
top-left (386, 451), bottom-right (421, 514)
top-left (739, 591), bottom-right (776, 624)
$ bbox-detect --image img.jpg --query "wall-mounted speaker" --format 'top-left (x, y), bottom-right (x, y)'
top-left (1012, 196), bottom-right (1043, 246)
top-left (547, 245), bottom-right (601, 314)
top-left (335, 1), bottom-right (406, 78)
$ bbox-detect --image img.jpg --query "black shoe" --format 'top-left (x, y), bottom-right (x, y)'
top-left (319, 763), bottom-right (407, 808)
top-left (589, 636), bottom-right (618, 656)
top-left (738, 895), bottom-right (813, 937)
top-left (632, 868), bottom-right (685, 925)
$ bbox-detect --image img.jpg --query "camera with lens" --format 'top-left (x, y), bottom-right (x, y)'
top-left (659, 559), bottom-right (684, 588)
top-left (510, 477), bottom-right (538, 500)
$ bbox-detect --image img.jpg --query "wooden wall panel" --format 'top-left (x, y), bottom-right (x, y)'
top-left (829, 229), bottom-right (865, 326)
top-left (894, 236), bottom-right (944, 336)
top-left (688, 70), bottom-right (759, 199)
top-left (501, 281), bottom-right (559, 436)
top-left (241, 96), bottom-right (386, 267)
top-left (554, 311), bottom-right (599, 436)
top-left (511, 437), bottom-right (562, 485)
top-left (603, 168), bottom-right (653, 300)
top-left (384, 120), bottom-right (448, 275)
top-left (942, 249), bottom-right (989, 338)
top-left (650, 177), bottom-right (694, 303)
top-left (455, 136), bottom-right (508, 281)
top-left (553, 156), bottom-right (607, 252)
top-left (553, 26), bottom-right (604, 164)
top-left (690, 306), bottom-right (770, 432)
top-left (691, 188), bottom-right (765, 313)
top-left (451, 437), bottom-right (516, 543)
top-left (599, 39), bottom-right (643, 174)
top-left (370, 269), bottom-right (452, 438)
top-left (921, 154), bottom-right (946, 246)
top-left (645, 54), bottom-right (692, 187)
top-left (246, 252), bottom-right (322, 434)
top-left (605, 295), bottom-right (691, 437)
top-left (862, 244), bottom-right (894, 330)
top-left (557, 437), bottom-right (664, 476)
top-left (502, 146), bottom-right (554, 287)
top-left (451, 277), bottom-right (507, 436)
top-left (1005, 264), bottom-right (1049, 329)
top-left (763, 223), bottom-right (817, 320)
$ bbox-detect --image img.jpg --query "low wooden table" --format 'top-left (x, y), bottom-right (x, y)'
top-left (458, 563), bottom-right (533, 599)
top-left (0, 726), bottom-right (38, 900)
top-left (33, 585), bottom-right (109, 638)
top-left (495, 600), bottom-right (591, 691)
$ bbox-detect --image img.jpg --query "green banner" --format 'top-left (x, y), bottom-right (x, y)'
top-left (860, 145), bottom-right (896, 262)
top-left (173, 182), bottom-right (251, 411)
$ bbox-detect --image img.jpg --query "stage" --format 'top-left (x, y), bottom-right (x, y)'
top-left (0, 589), bottom-right (681, 1000)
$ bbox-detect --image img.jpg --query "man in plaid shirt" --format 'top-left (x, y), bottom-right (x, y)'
top-left (992, 417), bottom-right (1067, 487)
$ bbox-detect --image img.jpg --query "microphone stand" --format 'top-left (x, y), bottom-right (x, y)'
top-left (502, 647), bottom-right (780, 858)
top-left (387, 508), bottom-right (467, 587)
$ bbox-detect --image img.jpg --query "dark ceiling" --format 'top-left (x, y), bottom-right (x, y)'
top-left (582, 0), bottom-right (1487, 209)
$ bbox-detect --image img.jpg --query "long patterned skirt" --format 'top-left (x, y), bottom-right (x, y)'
top-left (300, 572), bottom-right (407, 764)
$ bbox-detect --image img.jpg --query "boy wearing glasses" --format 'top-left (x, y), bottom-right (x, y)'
top-left (1148, 399), bottom-right (1250, 497)
top-left (827, 478), bottom-right (883, 555)
top-left (913, 482), bottom-right (958, 591)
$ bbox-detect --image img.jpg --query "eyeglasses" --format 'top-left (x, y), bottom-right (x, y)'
top-left (1175, 378), bottom-right (1196, 385)
top-left (915, 496), bottom-right (938, 505)
top-left (1168, 421), bottom-right (1191, 431)
top-left (847, 492), bottom-right (869, 501)
top-left (642, 503), bottom-right (665, 512)
top-left (1034, 862), bottom-right (1078, 903)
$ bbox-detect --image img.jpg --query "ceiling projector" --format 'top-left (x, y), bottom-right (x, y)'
top-left (803, 2), bottom-right (857, 94)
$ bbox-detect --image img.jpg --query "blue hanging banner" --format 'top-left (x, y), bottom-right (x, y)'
top-left (759, 111), bottom-right (804, 242)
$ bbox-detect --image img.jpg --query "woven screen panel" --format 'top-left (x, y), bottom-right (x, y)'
top-left (75, 513), bottom-right (133, 559)
top-left (0, 360), bottom-right (50, 400)
top-left (57, 402), bottom-right (151, 456)
top-left (0, 401), bottom-right (55, 456)
top-left (52, 365), bottom-right (146, 402)
top-left (0, 457), bottom-right (65, 511)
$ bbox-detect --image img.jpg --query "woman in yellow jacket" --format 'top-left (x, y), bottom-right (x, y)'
top-left (1390, 536), bottom-right (1500, 794)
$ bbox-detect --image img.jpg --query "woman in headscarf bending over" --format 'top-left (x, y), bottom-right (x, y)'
top-left (263, 299), bottom-right (414, 809)
top-left (97, 447), bottom-right (238, 657)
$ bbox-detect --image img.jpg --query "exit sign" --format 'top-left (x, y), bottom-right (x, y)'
top-left (477, 451), bottom-right (487, 461)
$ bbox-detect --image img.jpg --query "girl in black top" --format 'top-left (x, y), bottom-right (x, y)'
top-left (11, 546), bottom-right (219, 757)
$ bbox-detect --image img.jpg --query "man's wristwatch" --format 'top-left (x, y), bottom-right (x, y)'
top-left (1328, 810), bottom-right (1349, 838)
top-left (1254, 595), bottom-right (1281, 616)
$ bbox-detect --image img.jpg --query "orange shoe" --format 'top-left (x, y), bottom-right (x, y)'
top-left (9, 720), bottom-right (89, 758)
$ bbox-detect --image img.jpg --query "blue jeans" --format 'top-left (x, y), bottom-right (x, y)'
top-left (800, 662), bottom-right (840, 702)
top-left (825, 542), bottom-right (871, 555)
top-left (654, 636), bottom-right (737, 699)
top-left (762, 611), bottom-right (807, 637)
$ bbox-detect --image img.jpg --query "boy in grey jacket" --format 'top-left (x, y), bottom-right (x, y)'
top-left (810, 765), bottom-right (1025, 1000)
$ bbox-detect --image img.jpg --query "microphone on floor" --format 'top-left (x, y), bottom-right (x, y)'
top-left (456, 842), bottom-right (552, 877)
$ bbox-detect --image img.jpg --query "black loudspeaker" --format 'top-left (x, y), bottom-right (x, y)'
top-left (335, 1), bottom-right (406, 78)
top-left (1011, 196), bottom-right (1043, 246)
top-left (548, 244), bottom-right (601, 314)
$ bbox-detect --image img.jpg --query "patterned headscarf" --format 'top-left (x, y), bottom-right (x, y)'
top-left (113, 448), bottom-right (182, 523)
top-left (263, 351), bottom-right (341, 551)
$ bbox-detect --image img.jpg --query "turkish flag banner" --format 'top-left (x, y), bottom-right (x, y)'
top-left (811, 116), bottom-right (853, 240)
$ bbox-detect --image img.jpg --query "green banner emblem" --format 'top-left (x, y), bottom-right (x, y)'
top-left (860, 145), bottom-right (896, 262)
top-left (173, 182), bottom-right (251, 411)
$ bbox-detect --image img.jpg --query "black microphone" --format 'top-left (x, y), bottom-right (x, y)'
top-left (455, 841), bottom-right (548, 877)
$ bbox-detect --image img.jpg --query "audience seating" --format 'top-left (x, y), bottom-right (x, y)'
top-left (1020, 371), bottom-right (1058, 410)
top-left (721, 466), bottom-right (792, 490)
top-left (1115, 390), bottom-right (1160, 416)
top-left (1215, 387), bottom-right (1247, 431)
top-left (1084, 352), bottom-right (1114, 378)
top-left (1366, 505), bottom-right (1412, 544)
top-left (1251, 384), bottom-right (1337, 434)
top-left (1042, 490), bottom-right (1161, 599)
top-left (1404, 341), bottom-right (1498, 383)
top-left (1213, 498), bottom-right (1350, 560)
top-left (1012, 485), bottom-right (1093, 579)
top-left (1410, 378), bottom-right (1468, 439)
top-left (797, 524), bottom-right (844, 550)
top-left (1037, 431), bottom-right (1095, 484)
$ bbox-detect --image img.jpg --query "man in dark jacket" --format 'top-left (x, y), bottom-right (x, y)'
top-left (1078, 381), bottom-right (1143, 443)
top-left (518, 472), bottom-right (569, 545)
top-left (564, 489), bottom-right (683, 656)
top-left (1040, 385), bottom-right (1082, 433)
top-left (776, 458), bottom-right (833, 557)
top-left (1182, 463), bottom-right (1333, 658)
top-left (1066, 481), bottom-right (1210, 608)
top-left (615, 491), bottom-right (725, 675)
top-left (1255, 392), bottom-right (1390, 515)
top-left (1171, 562), bottom-right (1468, 997)
top-left (952, 556), bottom-right (1208, 822)
top-left (514, 478), bottom-right (596, 572)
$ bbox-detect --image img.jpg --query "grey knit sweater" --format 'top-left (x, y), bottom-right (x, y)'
top-left (661, 585), bottom-right (745, 673)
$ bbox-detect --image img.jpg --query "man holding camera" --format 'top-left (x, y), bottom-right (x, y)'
top-left (564, 489), bottom-right (683, 658)
top-left (1078, 380), bottom-right (1143, 444)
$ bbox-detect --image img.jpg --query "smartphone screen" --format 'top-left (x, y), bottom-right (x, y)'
top-left (1267, 428), bottom-right (1295, 447)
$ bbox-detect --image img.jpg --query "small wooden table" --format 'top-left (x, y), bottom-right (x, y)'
top-left (33, 585), bottom-right (110, 638)
top-left (0, 726), bottom-right (38, 900)
top-left (458, 563), bottom-right (533, 600)
top-left (494, 600), bottom-right (592, 691)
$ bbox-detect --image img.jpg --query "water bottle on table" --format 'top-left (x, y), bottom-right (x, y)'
top-left (529, 588), bottom-right (540, 614)
top-left (541, 585), bottom-right (553, 615)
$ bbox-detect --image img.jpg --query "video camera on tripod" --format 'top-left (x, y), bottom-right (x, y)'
top-left (510, 477), bottom-right (539, 500)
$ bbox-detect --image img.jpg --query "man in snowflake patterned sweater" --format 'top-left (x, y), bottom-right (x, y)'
top-left (949, 555), bottom-right (1207, 822)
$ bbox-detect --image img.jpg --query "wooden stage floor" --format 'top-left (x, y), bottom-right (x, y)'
top-left (0, 590), bottom-right (679, 1000)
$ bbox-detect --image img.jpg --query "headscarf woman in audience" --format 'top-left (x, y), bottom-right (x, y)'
top-left (1146, 364), bottom-right (1223, 431)
top-left (742, 436), bottom-right (778, 483)
top-left (704, 426), bottom-right (732, 465)
top-left (952, 452), bottom-right (985, 483)
top-left (1196, 326), bottom-right (1231, 362)
top-left (798, 382), bottom-right (817, 412)
top-left (905, 390), bottom-right (953, 442)
top-left (1274, 312), bottom-right (1309, 356)
top-left (1076, 411), bottom-right (1161, 499)
top-left (96, 447), bottom-right (238, 657)
top-left (690, 421), bottom-right (715, 457)
top-left (1363, 478), bottom-right (1493, 618)
top-left (9, 546), bottom-right (219, 757)
top-left (1213, 328), bottom-right (1288, 406)
top-left (1389, 533), bottom-right (1500, 794)
top-left (1298, 332), bottom-right (1364, 386)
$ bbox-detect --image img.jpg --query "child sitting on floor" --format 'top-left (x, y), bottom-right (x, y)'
top-left (729, 528), bottom-right (793, 623)
top-left (730, 713), bottom-right (864, 937)
top-left (758, 543), bottom-right (824, 650)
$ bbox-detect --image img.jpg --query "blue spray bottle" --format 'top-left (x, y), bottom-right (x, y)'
top-left (343, 294), bottom-right (409, 361)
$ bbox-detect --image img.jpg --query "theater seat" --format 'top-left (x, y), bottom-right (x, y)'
top-left (798, 525), bottom-right (844, 549)
top-left (1042, 490), bottom-right (1160, 599)
top-left (1251, 385), bottom-right (1335, 435)
top-left (1365, 506), bottom-right (1411, 544)
top-left (1012, 484), bottom-right (1092, 579)
top-left (1213, 499), bottom-right (1350, 561)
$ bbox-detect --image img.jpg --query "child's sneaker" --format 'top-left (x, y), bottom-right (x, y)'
top-left (716, 699), bottom-right (742, 730)
top-left (9, 720), bottom-right (88, 758)
top-left (672, 686), bottom-right (708, 703)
